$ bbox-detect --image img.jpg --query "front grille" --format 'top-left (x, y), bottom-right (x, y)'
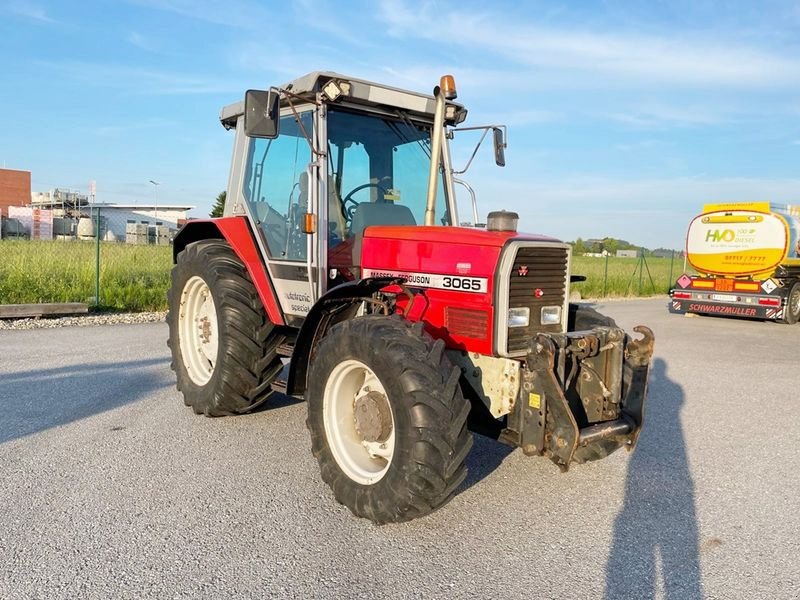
top-left (445, 307), bottom-right (489, 339)
top-left (506, 246), bottom-right (568, 353)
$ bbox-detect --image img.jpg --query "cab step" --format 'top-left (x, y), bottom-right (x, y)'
top-left (270, 379), bottom-right (288, 394)
top-left (276, 341), bottom-right (295, 358)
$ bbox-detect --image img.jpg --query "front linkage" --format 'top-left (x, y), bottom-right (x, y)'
top-left (502, 325), bottom-right (655, 470)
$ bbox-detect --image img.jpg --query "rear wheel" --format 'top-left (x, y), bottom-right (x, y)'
top-left (167, 239), bottom-right (285, 416)
top-left (306, 316), bottom-right (473, 523)
top-left (782, 282), bottom-right (800, 324)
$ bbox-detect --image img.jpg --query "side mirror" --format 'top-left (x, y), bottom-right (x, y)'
top-left (244, 89), bottom-right (280, 138)
top-left (493, 127), bottom-right (506, 167)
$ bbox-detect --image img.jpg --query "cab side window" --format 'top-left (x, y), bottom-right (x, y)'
top-left (242, 111), bottom-right (313, 261)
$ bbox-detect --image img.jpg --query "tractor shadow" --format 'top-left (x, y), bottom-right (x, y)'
top-left (0, 358), bottom-right (172, 445)
top-left (460, 434), bottom-right (515, 490)
top-left (604, 358), bottom-right (703, 599)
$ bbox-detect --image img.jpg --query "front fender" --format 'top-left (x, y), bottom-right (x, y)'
top-left (286, 277), bottom-right (401, 396)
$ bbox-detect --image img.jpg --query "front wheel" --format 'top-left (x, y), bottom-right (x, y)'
top-left (782, 282), bottom-right (800, 324)
top-left (306, 316), bottom-right (473, 524)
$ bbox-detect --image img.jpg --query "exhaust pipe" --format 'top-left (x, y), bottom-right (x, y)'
top-left (424, 75), bottom-right (456, 226)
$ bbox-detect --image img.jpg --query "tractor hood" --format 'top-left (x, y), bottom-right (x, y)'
top-left (359, 226), bottom-right (562, 283)
top-left (363, 225), bottom-right (560, 248)
top-left (358, 224), bottom-right (570, 357)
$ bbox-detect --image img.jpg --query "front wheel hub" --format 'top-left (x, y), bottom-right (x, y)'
top-left (323, 360), bottom-right (396, 485)
top-left (354, 391), bottom-right (392, 443)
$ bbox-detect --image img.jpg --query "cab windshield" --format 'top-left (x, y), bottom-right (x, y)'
top-left (326, 108), bottom-right (449, 246)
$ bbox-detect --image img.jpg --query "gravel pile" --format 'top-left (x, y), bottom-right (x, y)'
top-left (0, 311), bottom-right (167, 330)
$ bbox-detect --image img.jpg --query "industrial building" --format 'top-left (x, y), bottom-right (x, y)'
top-left (0, 174), bottom-right (195, 241)
top-left (28, 195), bottom-right (194, 242)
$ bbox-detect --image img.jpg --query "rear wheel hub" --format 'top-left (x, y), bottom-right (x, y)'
top-left (178, 275), bottom-right (218, 385)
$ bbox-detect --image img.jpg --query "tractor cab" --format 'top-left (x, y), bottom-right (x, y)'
top-left (218, 72), bottom-right (495, 322)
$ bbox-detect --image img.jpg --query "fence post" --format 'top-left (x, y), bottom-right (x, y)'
top-left (95, 206), bottom-right (100, 308)
top-left (637, 248), bottom-right (643, 295)
top-left (667, 249), bottom-right (675, 293)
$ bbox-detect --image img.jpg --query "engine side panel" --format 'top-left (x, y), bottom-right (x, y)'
top-left (360, 232), bottom-right (503, 355)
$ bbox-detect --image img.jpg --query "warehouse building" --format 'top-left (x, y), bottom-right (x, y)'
top-left (28, 194), bottom-right (193, 241)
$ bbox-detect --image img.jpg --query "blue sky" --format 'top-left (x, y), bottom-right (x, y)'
top-left (2, 0), bottom-right (800, 249)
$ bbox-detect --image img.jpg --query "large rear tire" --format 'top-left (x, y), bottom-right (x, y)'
top-left (167, 240), bottom-right (285, 416)
top-left (781, 282), bottom-right (800, 325)
top-left (306, 316), bottom-right (473, 524)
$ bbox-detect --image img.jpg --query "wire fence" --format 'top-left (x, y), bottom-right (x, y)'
top-left (1, 219), bottom-right (684, 311)
top-left (0, 206), bottom-right (176, 311)
top-left (571, 249), bottom-right (685, 299)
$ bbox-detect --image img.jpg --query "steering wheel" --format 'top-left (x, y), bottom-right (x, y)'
top-left (342, 183), bottom-right (389, 221)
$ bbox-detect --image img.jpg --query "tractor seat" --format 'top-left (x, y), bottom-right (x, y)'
top-left (351, 202), bottom-right (416, 265)
top-left (350, 202), bottom-right (416, 237)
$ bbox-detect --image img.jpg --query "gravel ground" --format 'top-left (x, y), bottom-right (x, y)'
top-left (1, 298), bottom-right (798, 599)
top-left (0, 311), bottom-right (166, 330)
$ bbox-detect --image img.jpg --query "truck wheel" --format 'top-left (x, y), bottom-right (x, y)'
top-left (167, 240), bottom-right (285, 416)
top-left (782, 283), bottom-right (800, 324)
top-left (306, 316), bottom-right (473, 523)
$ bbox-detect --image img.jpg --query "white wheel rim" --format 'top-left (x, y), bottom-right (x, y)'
top-left (178, 276), bottom-right (219, 385)
top-left (323, 359), bottom-right (396, 485)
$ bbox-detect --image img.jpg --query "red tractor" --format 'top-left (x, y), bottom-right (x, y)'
top-left (168, 72), bottom-right (654, 524)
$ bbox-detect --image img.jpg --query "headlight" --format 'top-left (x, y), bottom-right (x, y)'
top-left (508, 307), bottom-right (530, 328)
top-left (541, 306), bottom-right (562, 325)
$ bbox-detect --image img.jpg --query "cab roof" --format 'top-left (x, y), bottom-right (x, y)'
top-left (219, 71), bottom-right (466, 129)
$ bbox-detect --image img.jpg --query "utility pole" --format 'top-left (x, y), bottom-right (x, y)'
top-left (149, 180), bottom-right (159, 220)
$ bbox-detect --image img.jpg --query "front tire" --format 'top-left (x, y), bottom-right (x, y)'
top-left (306, 316), bottom-right (473, 524)
top-left (167, 240), bottom-right (285, 416)
top-left (782, 282), bottom-right (800, 324)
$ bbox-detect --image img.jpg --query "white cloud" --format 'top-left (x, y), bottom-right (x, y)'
top-left (125, 0), bottom-right (272, 29)
top-left (5, 0), bottom-right (55, 23)
top-left (377, 0), bottom-right (800, 89)
top-left (605, 104), bottom-right (730, 127)
top-left (127, 31), bottom-right (158, 53)
top-left (36, 60), bottom-right (244, 95)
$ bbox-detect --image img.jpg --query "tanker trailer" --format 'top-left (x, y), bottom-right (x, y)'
top-left (670, 202), bottom-right (800, 324)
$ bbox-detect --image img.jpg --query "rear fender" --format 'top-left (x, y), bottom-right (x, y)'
top-left (173, 218), bottom-right (285, 326)
top-left (287, 277), bottom-right (401, 397)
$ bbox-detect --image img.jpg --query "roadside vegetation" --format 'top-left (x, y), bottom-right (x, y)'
top-left (0, 240), bottom-right (172, 311)
top-left (571, 254), bottom-right (687, 298)
top-left (0, 240), bottom-right (687, 312)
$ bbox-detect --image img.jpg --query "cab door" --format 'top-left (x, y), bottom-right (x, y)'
top-left (233, 106), bottom-right (321, 325)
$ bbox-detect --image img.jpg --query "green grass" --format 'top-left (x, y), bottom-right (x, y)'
top-left (0, 240), bottom-right (173, 311)
top-left (0, 240), bottom-right (687, 312)
top-left (571, 255), bottom-right (687, 298)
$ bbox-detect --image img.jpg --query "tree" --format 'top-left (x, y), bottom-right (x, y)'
top-left (573, 237), bottom-right (587, 255)
top-left (210, 191), bottom-right (226, 218)
top-left (602, 237), bottom-right (620, 255)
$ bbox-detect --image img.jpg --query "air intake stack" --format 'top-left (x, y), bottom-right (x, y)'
top-left (486, 210), bottom-right (519, 232)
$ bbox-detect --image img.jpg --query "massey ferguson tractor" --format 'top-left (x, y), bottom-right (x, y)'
top-left (167, 72), bottom-right (654, 524)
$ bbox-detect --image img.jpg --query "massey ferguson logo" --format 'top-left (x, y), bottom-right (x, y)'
top-left (518, 265), bottom-right (529, 276)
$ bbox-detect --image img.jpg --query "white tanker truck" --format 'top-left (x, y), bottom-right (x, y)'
top-left (670, 202), bottom-right (800, 324)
